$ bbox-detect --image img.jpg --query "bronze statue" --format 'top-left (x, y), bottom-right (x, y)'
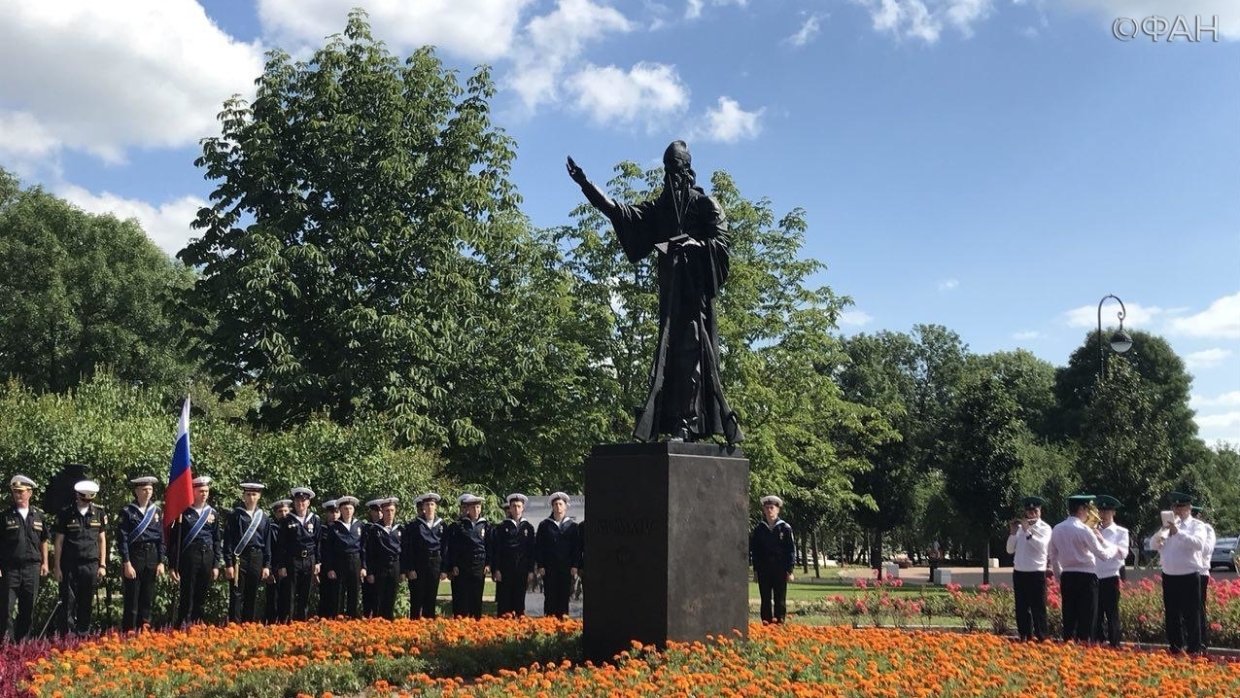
top-left (567, 141), bottom-right (742, 445)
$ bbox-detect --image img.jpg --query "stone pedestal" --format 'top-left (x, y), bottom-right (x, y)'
top-left (583, 442), bottom-right (749, 663)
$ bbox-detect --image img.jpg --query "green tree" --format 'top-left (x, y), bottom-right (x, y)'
top-left (943, 373), bottom-right (1025, 583)
top-left (0, 167), bottom-right (194, 394)
top-left (1078, 359), bottom-right (1175, 562)
top-left (837, 327), bottom-right (968, 571)
top-left (182, 11), bottom-right (590, 487)
top-left (1054, 330), bottom-right (1207, 472)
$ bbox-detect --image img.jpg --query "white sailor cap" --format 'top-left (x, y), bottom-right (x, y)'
top-left (760, 495), bottom-right (784, 507)
top-left (10, 475), bottom-right (37, 491)
top-left (74, 480), bottom-right (101, 497)
top-left (365, 499), bottom-right (383, 509)
top-left (192, 476), bottom-right (213, 487)
top-left (415, 492), bottom-right (442, 506)
top-left (382, 496), bottom-right (399, 506)
top-left (290, 486), bottom-right (315, 499)
top-left (337, 496), bottom-right (359, 507)
top-left (322, 499), bottom-right (339, 510)
top-left (272, 499), bottom-right (293, 509)
top-left (239, 482), bottom-right (266, 492)
top-left (458, 493), bottom-right (483, 505)
top-left (548, 492), bottom-right (570, 505)
top-left (506, 493), bottom-right (528, 506)
top-left (130, 476), bottom-right (159, 487)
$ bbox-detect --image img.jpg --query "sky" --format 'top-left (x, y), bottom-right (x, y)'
top-left (1, 0), bottom-right (1237, 444)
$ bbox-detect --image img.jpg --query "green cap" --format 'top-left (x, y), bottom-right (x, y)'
top-left (1095, 495), bottom-right (1121, 510)
top-left (1168, 491), bottom-right (1193, 506)
top-left (1067, 494), bottom-right (1095, 505)
top-left (1191, 505), bottom-right (1204, 515)
top-left (1020, 496), bottom-right (1045, 508)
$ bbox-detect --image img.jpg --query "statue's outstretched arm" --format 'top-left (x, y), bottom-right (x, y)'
top-left (566, 156), bottom-right (618, 217)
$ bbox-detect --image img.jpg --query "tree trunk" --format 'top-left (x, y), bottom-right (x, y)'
top-left (982, 537), bottom-right (991, 585)
top-left (800, 533), bottom-right (809, 574)
top-left (811, 529), bottom-right (821, 579)
top-left (873, 528), bottom-right (884, 580)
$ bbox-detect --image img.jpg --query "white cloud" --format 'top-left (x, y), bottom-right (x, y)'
top-left (786, 15), bottom-right (824, 46)
top-left (1062, 300), bottom-right (1164, 330)
top-left (1192, 391), bottom-right (1240, 409)
top-left (257, 0), bottom-right (535, 60)
top-left (58, 185), bottom-right (205, 257)
top-left (1185, 348), bottom-right (1235, 371)
top-left (565, 62), bottom-right (690, 127)
top-left (1166, 291), bottom-right (1240, 339)
top-left (1013, 330), bottom-right (1040, 340)
top-left (508, 0), bottom-right (634, 110)
top-left (938, 278), bottom-right (959, 291)
top-left (1062, 1), bottom-right (1238, 41)
top-left (693, 97), bottom-right (764, 143)
top-left (1198, 411), bottom-right (1240, 430)
top-left (0, 1), bottom-right (264, 166)
top-left (839, 310), bottom-right (875, 327)
top-left (852, 0), bottom-right (996, 43)
top-left (686, 0), bottom-right (748, 20)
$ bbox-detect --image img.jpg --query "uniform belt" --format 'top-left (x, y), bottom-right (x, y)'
top-left (297, 549), bottom-right (311, 558)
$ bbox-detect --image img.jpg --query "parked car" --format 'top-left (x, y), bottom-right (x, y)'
top-left (1211, 536), bottom-right (1237, 572)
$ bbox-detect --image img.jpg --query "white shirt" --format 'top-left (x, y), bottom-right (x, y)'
top-left (1155, 515), bottom-right (1209, 576)
top-left (1095, 522), bottom-right (1130, 579)
top-left (1006, 519), bottom-right (1052, 572)
top-left (16, 506), bottom-right (29, 520)
top-left (1048, 516), bottom-right (1120, 575)
top-left (1196, 519), bottom-right (1216, 576)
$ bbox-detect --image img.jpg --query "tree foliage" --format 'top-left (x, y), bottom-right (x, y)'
top-left (1078, 359), bottom-right (1174, 538)
top-left (182, 11), bottom-right (540, 449)
top-left (944, 374), bottom-right (1025, 541)
top-left (0, 167), bottom-right (194, 393)
top-left (0, 373), bottom-right (451, 513)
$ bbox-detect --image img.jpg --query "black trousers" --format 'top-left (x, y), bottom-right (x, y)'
top-left (756, 568), bottom-right (788, 623)
top-left (409, 558), bottom-right (441, 619)
top-left (1163, 572), bottom-right (1202, 653)
top-left (371, 563), bottom-right (400, 620)
top-left (122, 542), bottom-right (160, 631)
top-left (57, 559), bottom-right (98, 635)
top-left (494, 566), bottom-right (529, 617)
top-left (330, 553), bottom-right (362, 619)
top-left (281, 556), bottom-right (316, 621)
top-left (264, 577), bottom-right (285, 624)
top-left (1093, 575), bottom-right (1121, 646)
top-left (176, 543), bottom-right (215, 626)
top-left (451, 567), bottom-right (485, 619)
top-left (231, 547), bottom-right (265, 623)
top-left (1013, 570), bottom-right (1048, 640)
top-left (362, 568), bottom-right (376, 618)
top-left (0, 563), bottom-right (41, 642)
top-left (542, 567), bottom-right (572, 618)
top-left (1060, 571), bottom-right (1097, 642)
top-left (318, 574), bottom-right (339, 618)
top-left (1199, 574), bottom-right (1211, 648)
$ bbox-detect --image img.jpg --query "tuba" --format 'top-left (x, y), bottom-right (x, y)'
top-left (1084, 501), bottom-right (1102, 529)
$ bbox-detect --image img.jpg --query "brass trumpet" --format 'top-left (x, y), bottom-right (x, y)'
top-left (1084, 501), bottom-right (1102, 529)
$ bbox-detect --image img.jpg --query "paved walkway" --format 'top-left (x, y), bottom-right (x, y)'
top-left (833, 565), bottom-right (1239, 587)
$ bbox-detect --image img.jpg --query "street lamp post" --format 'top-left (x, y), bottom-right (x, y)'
top-left (1097, 294), bottom-right (1134, 380)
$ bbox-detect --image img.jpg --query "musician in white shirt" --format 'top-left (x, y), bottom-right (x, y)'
top-left (1091, 495), bottom-right (1129, 647)
top-left (1048, 495), bottom-right (1121, 642)
top-left (1192, 504), bottom-right (1216, 649)
top-left (1154, 492), bottom-right (1210, 654)
top-left (1006, 496), bottom-right (1053, 641)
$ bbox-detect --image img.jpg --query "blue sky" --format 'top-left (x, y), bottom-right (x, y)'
top-left (1, 1), bottom-right (1236, 443)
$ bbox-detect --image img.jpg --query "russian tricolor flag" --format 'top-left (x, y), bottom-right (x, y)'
top-left (165, 396), bottom-right (193, 535)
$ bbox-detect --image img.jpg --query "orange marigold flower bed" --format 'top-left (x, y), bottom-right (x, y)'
top-left (25, 619), bottom-right (1240, 697)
